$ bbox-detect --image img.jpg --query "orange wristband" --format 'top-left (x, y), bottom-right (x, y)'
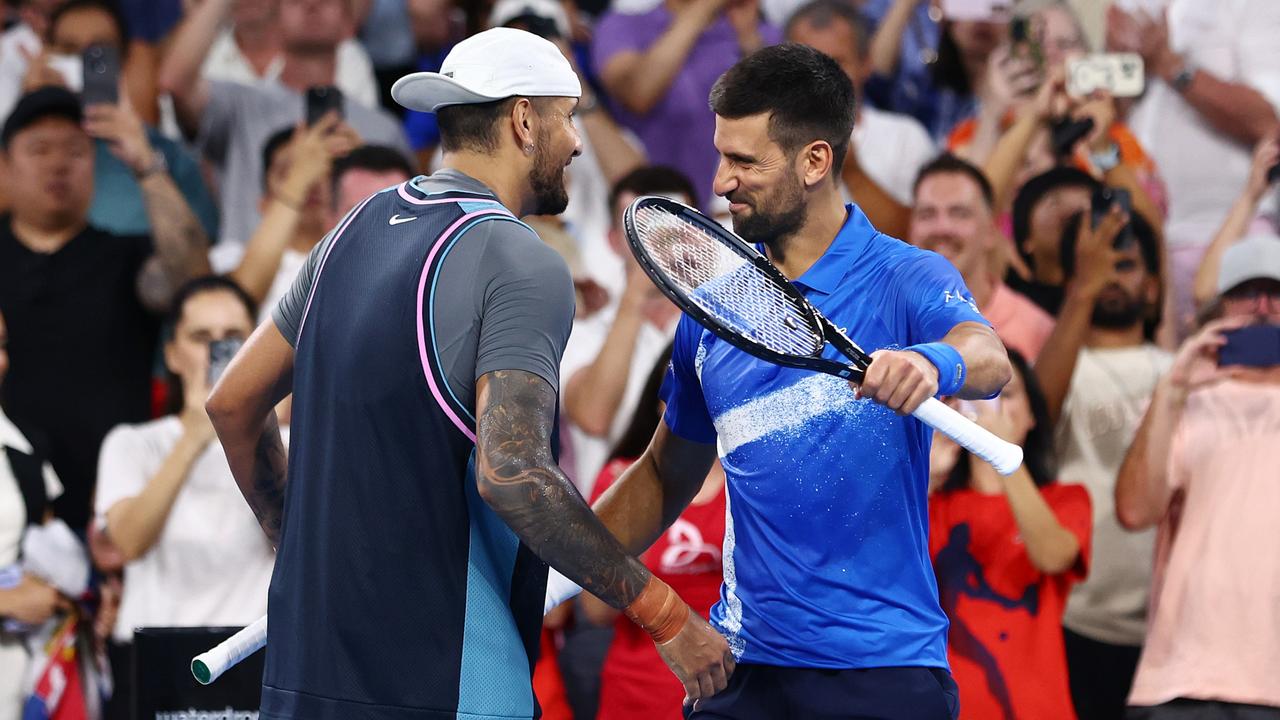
top-left (623, 575), bottom-right (689, 644)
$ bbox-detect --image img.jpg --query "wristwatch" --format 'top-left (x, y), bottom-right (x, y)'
top-left (1090, 142), bottom-right (1121, 173)
top-left (1170, 61), bottom-right (1196, 93)
top-left (134, 148), bottom-right (167, 179)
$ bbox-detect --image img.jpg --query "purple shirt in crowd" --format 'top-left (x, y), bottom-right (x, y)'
top-left (591, 7), bottom-right (780, 209)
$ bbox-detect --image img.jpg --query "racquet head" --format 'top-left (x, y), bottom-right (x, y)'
top-left (623, 195), bottom-right (830, 363)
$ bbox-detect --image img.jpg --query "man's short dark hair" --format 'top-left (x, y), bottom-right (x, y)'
top-left (47, 0), bottom-right (129, 46)
top-left (332, 145), bottom-right (415, 193)
top-left (708, 43), bottom-right (855, 173)
top-left (784, 0), bottom-right (870, 57)
top-left (260, 125), bottom-right (296, 191)
top-left (436, 99), bottom-right (515, 154)
top-left (912, 153), bottom-right (995, 209)
top-left (608, 165), bottom-right (699, 218)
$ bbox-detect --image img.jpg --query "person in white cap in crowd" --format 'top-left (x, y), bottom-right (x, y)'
top-left (204, 26), bottom-right (734, 720)
top-left (1116, 234), bottom-right (1280, 720)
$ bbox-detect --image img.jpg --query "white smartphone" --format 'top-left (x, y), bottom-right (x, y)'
top-left (939, 0), bottom-right (1013, 21)
top-left (1067, 53), bottom-right (1145, 98)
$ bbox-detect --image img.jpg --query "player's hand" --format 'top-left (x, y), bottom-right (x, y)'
top-left (654, 611), bottom-right (735, 707)
top-left (855, 349), bottom-right (939, 415)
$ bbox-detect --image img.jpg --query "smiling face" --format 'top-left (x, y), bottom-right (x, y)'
top-left (711, 112), bottom-right (809, 247)
top-left (528, 97), bottom-right (582, 216)
top-left (910, 171), bottom-right (995, 281)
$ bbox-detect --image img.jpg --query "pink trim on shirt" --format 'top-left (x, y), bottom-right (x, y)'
top-left (396, 181), bottom-right (505, 208)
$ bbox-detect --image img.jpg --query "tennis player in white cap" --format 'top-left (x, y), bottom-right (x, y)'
top-left (207, 26), bottom-right (733, 720)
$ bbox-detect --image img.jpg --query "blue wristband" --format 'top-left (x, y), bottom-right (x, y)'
top-left (906, 342), bottom-right (966, 397)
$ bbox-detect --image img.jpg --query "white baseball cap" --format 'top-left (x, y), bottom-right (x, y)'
top-left (391, 27), bottom-right (581, 113)
top-left (489, 0), bottom-right (572, 39)
top-left (1217, 233), bottom-right (1280, 295)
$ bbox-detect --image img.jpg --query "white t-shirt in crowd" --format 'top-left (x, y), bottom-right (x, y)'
top-left (0, 24), bottom-right (39, 127)
top-left (1055, 344), bottom-right (1172, 646)
top-left (202, 29), bottom-right (380, 109)
top-left (210, 242), bottom-right (308, 324)
top-left (852, 105), bottom-right (938, 207)
top-left (94, 417), bottom-right (278, 644)
top-left (1115, 0), bottom-right (1280, 248)
top-left (0, 410), bottom-right (62, 720)
top-left (559, 303), bottom-right (677, 496)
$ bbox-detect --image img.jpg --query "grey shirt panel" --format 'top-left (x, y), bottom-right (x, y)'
top-left (273, 169), bottom-right (576, 415)
top-left (198, 80), bottom-right (411, 246)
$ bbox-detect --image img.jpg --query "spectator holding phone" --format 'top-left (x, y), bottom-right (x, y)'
top-left (1116, 236), bottom-right (1280, 719)
top-left (1034, 203), bottom-right (1170, 720)
top-left (929, 349), bottom-right (1091, 720)
top-left (1108, 0), bottom-right (1280, 341)
top-left (1192, 135), bottom-right (1280, 310)
top-left (160, 0), bottom-right (409, 246)
top-left (0, 85), bottom-right (210, 532)
top-left (94, 276), bottom-right (275, 717)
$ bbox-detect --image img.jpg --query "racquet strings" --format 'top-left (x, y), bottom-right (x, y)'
top-left (631, 204), bottom-right (823, 357)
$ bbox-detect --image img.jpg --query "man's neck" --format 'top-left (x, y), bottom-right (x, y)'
top-left (10, 214), bottom-right (85, 254)
top-left (279, 49), bottom-right (338, 92)
top-left (441, 152), bottom-right (530, 216)
top-left (1086, 323), bottom-right (1145, 349)
top-left (766, 188), bottom-right (848, 280)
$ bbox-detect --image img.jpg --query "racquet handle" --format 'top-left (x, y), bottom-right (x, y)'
top-left (912, 397), bottom-right (1023, 476)
top-left (191, 614), bottom-right (268, 685)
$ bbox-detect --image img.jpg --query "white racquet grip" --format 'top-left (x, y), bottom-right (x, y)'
top-left (544, 567), bottom-right (583, 614)
top-left (912, 397), bottom-right (1023, 476)
top-left (191, 614), bottom-right (268, 685)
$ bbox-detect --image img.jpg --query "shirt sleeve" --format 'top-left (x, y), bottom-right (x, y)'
top-left (94, 425), bottom-right (151, 520)
top-left (894, 251), bottom-right (991, 346)
top-left (272, 228), bottom-right (330, 348)
top-left (1047, 483), bottom-right (1093, 583)
top-left (659, 314), bottom-right (717, 444)
top-left (473, 221), bottom-right (576, 390)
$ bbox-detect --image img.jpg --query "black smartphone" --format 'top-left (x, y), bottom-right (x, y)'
top-left (1218, 324), bottom-right (1280, 368)
top-left (305, 85), bottom-right (343, 126)
top-left (1050, 116), bottom-right (1094, 158)
top-left (1091, 186), bottom-right (1134, 249)
top-left (81, 44), bottom-right (120, 106)
top-left (208, 338), bottom-right (244, 386)
top-left (1267, 161), bottom-right (1280, 186)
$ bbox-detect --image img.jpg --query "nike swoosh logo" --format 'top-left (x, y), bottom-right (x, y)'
top-left (388, 214), bottom-right (417, 225)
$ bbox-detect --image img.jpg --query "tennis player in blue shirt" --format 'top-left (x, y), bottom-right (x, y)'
top-left (589, 44), bottom-right (1012, 718)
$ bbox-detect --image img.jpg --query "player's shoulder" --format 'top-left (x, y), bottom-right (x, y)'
top-left (866, 231), bottom-right (952, 278)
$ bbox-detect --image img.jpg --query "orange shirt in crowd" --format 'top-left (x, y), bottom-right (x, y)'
top-left (982, 281), bottom-right (1055, 362)
top-left (1127, 380), bottom-right (1280, 709)
top-left (930, 483), bottom-right (1092, 720)
top-left (589, 458), bottom-right (726, 720)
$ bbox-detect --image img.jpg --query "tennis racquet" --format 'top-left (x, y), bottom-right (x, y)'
top-left (191, 614), bottom-right (267, 685)
top-left (623, 196), bottom-right (1023, 476)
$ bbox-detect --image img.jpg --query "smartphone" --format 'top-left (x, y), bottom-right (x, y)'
top-left (1009, 16), bottom-right (1043, 71)
top-left (305, 85), bottom-right (343, 126)
top-left (939, 0), bottom-right (1012, 21)
top-left (208, 338), bottom-right (244, 386)
top-left (1091, 187), bottom-right (1134, 249)
top-left (80, 44), bottom-right (119, 106)
top-left (1067, 53), bottom-right (1145, 98)
top-left (1050, 116), bottom-right (1095, 158)
top-left (1267, 162), bottom-right (1280, 186)
top-left (1218, 324), bottom-right (1280, 368)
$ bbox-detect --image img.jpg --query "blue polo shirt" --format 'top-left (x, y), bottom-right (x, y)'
top-left (661, 205), bottom-right (989, 669)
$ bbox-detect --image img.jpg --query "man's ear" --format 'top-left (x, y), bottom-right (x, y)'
top-left (511, 98), bottom-right (536, 154)
top-left (799, 141), bottom-right (834, 188)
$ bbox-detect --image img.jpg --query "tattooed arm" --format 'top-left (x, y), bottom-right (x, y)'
top-left (207, 321), bottom-right (295, 544)
top-left (134, 167), bottom-right (212, 313)
top-left (475, 369), bottom-right (652, 608)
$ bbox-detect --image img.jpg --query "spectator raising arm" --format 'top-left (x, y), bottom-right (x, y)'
top-left (1193, 135), bottom-right (1280, 308)
top-left (601, 0), bottom-right (739, 116)
top-left (1114, 315), bottom-right (1252, 530)
top-left (841, 140), bottom-right (912, 239)
top-left (1110, 6), bottom-right (1280, 147)
top-left (867, 0), bottom-right (922, 78)
top-left (555, 38), bottom-right (645, 184)
top-left (83, 90), bottom-right (211, 312)
top-left (1034, 207), bottom-right (1128, 424)
top-left (158, 0), bottom-right (233, 136)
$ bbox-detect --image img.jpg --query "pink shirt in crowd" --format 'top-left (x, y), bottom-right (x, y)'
top-left (1127, 379), bottom-right (1280, 709)
top-left (982, 281), bottom-right (1055, 362)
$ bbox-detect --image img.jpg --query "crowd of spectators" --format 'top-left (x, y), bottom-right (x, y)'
top-left (0, 0), bottom-right (1277, 718)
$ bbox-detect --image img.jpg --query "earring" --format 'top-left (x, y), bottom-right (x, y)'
top-left (524, 144), bottom-right (534, 155)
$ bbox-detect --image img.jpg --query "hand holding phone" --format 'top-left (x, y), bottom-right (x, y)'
top-left (1218, 324), bottom-right (1280, 368)
top-left (208, 338), bottom-right (245, 387)
top-left (1091, 187), bottom-right (1133, 249)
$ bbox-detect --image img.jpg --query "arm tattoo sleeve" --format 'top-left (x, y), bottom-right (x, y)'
top-left (246, 414), bottom-right (289, 545)
top-left (476, 370), bottom-right (650, 609)
top-left (136, 173), bottom-right (211, 312)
